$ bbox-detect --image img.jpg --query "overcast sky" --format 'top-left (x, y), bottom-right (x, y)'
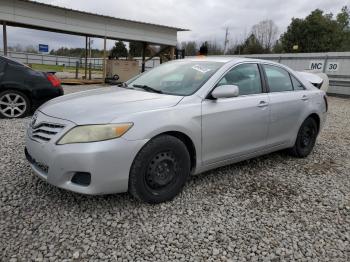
top-left (0, 0), bottom-right (347, 51)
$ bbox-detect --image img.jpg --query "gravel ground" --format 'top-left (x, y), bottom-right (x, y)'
top-left (1, 85), bottom-right (350, 261)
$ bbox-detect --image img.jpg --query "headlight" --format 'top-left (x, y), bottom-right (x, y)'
top-left (57, 123), bottom-right (133, 145)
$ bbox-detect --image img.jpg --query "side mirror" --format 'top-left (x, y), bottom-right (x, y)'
top-left (211, 85), bottom-right (239, 99)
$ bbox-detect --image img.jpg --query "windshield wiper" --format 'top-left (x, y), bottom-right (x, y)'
top-left (132, 84), bottom-right (163, 94)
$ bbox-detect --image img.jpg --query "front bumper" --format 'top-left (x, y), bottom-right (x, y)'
top-left (25, 113), bottom-right (147, 195)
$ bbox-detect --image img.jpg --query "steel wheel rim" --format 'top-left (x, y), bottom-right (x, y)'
top-left (0, 93), bottom-right (27, 118)
top-left (145, 151), bottom-right (178, 190)
top-left (300, 125), bottom-right (315, 148)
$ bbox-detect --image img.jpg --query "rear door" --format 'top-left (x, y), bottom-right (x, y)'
top-left (262, 64), bottom-right (309, 147)
top-left (201, 63), bottom-right (270, 165)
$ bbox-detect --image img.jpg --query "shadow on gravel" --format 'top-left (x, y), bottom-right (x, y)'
top-left (187, 151), bottom-right (300, 207)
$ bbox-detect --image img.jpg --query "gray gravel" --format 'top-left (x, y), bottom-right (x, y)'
top-left (1, 85), bottom-right (350, 261)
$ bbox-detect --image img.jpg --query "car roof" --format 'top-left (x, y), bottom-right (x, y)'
top-left (178, 56), bottom-right (281, 66)
top-left (0, 55), bottom-right (21, 64)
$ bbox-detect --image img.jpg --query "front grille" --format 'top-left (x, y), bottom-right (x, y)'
top-left (31, 122), bottom-right (65, 142)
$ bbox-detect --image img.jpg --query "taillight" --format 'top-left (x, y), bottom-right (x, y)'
top-left (47, 73), bottom-right (61, 87)
top-left (323, 95), bottom-right (328, 112)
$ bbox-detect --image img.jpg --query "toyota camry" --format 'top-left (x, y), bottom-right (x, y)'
top-left (25, 57), bottom-right (328, 203)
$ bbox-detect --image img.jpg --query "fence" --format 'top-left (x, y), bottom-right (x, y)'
top-left (0, 50), bottom-right (160, 71)
top-left (228, 52), bottom-right (350, 96)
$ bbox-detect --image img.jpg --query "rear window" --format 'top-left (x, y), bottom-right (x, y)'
top-left (291, 75), bottom-right (305, 90)
top-left (263, 65), bottom-right (293, 92)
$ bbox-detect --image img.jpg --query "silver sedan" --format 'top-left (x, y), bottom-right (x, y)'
top-left (25, 57), bottom-right (328, 203)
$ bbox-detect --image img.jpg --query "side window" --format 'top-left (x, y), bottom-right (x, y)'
top-left (0, 59), bottom-right (6, 73)
top-left (291, 75), bottom-right (305, 90)
top-left (217, 63), bottom-right (262, 96)
top-left (264, 65), bottom-right (293, 92)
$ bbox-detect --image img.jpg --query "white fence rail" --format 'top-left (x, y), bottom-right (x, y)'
top-left (0, 50), bottom-right (160, 70)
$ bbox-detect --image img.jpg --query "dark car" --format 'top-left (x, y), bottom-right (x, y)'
top-left (0, 55), bottom-right (63, 118)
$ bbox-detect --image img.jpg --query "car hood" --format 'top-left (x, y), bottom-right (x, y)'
top-left (39, 87), bottom-right (183, 124)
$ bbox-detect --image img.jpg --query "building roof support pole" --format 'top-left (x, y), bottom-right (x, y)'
top-left (2, 21), bottom-right (8, 56)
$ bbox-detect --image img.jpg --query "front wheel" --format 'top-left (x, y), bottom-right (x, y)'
top-left (129, 135), bottom-right (191, 204)
top-left (288, 117), bottom-right (318, 158)
top-left (0, 90), bottom-right (30, 118)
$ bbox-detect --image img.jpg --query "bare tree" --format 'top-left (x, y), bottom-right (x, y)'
top-left (251, 20), bottom-right (279, 50)
top-left (206, 40), bottom-right (224, 55)
top-left (181, 41), bottom-right (198, 56)
top-left (8, 43), bottom-right (24, 52)
top-left (25, 45), bottom-right (38, 53)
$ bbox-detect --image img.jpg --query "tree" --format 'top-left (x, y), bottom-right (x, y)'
top-left (110, 41), bottom-right (128, 58)
top-left (336, 6), bottom-right (350, 51)
top-left (129, 41), bottom-right (145, 57)
top-left (181, 41), bottom-right (197, 56)
top-left (280, 7), bottom-right (349, 52)
top-left (49, 47), bottom-right (105, 57)
top-left (272, 40), bottom-right (284, 53)
top-left (206, 41), bottom-right (224, 55)
top-left (225, 43), bottom-right (238, 55)
top-left (251, 20), bottom-right (278, 51)
top-left (25, 45), bottom-right (38, 53)
top-left (8, 44), bottom-right (23, 52)
top-left (240, 34), bottom-right (265, 54)
top-left (336, 6), bottom-right (350, 30)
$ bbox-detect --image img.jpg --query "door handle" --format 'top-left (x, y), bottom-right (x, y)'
top-left (301, 95), bottom-right (309, 101)
top-left (257, 101), bottom-right (269, 107)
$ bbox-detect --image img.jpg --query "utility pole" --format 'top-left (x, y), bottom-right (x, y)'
top-left (223, 27), bottom-right (229, 55)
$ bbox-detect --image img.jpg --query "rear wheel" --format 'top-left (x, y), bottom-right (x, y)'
top-left (288, 117), bottom-right (318, 158)
top-left (0, 90), bottom-right (30, 118)
top-left (129, 135), bottom-right (191, 204)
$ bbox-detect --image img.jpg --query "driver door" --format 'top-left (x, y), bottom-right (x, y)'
top-left (201, 63), bottom-right (270, 165)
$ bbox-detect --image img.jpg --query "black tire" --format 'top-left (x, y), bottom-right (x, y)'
top-left (288, 117), bottom-right (318, 158)
top-left (0, 90), bottom-right (30, 119)
top-left (129, 135), bottom-right (191, 204)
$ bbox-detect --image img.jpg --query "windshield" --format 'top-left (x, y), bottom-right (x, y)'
top-left (126, 61), bottom-right (223, 96)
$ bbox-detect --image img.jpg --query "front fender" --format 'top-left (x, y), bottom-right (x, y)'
top-left (119, 102), bottom-right (202, 165)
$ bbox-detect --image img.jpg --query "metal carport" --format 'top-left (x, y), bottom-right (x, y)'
top-left (0, 0), bottom-right (188, 77)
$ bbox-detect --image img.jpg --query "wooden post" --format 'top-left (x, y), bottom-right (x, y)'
top-left (102, 36), bottom-right (107, 81)
top-left (141, 42), bottom-right (147, 72)
top-left (3, 21), bottom-right (8, 56)
top-left (89, 63), bottom-right (92, 80)
top-left (170, 46), bottom-right (175, 60)
top-left (84, 36), bottom-right (88, 79)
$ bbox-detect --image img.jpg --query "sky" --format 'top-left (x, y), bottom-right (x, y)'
top-left (0, 0), bottom-right (348, 52)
